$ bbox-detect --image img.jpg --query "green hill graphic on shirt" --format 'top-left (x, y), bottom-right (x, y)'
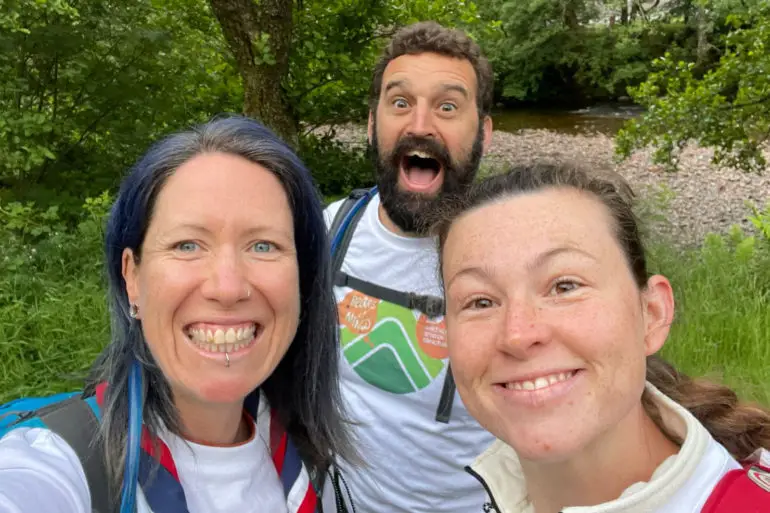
top-left (340, 301), bottom-right (446, 394)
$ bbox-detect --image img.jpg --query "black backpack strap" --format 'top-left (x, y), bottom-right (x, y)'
top-left (435, 365), bottom-right (456, 424)
top-left (37, 397), bottom-right (112, 513)
top-left (334, 271), bottom-right (445, 319)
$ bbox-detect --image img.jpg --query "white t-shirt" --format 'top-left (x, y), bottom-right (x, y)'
top-left (324, 193), bottom-right (496, 513)
top-left (0, 402), bottom-right (288, 513)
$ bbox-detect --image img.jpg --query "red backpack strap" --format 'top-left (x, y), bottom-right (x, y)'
top-left (701, 449), bottom-right (770, 513)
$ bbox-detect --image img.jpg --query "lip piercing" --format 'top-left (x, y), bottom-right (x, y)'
top-left (225, 351), bottom-right (230, 368)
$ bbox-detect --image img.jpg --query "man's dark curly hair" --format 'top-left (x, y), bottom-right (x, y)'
top-left (369, 21), bottom-right (494, 117)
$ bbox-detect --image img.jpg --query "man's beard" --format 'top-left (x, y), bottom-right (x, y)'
top-left (369, 125), bottom-right (484, 235)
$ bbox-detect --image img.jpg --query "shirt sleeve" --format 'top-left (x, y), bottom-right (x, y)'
top-left (0, 427), bottom-right (91, 513)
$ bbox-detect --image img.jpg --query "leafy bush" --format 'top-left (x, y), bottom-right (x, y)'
top-left (0, 193), bottom-right (111, 403)
top-left (298, 132), bottom-right (375, 201)
top-left (647, 203), bottom-right (770, 406)
top-left (615, 1), bottom-right (770, 172)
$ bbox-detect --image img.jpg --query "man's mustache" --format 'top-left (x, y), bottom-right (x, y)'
top-left (387, 136), bottom-right (452, 168)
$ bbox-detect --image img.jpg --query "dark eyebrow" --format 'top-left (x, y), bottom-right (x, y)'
top-left (385, 79), bottom-right (407, 93)
top-left (383, 80), bottom-right (469, 100)
top-left (440, 83), bottom-right (469, 99)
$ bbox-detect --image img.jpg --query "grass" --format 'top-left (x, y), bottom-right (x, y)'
top-left (648, 232), bottom-right (770, 406)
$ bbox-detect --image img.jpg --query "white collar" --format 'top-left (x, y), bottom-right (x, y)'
top-left (469, 382), bottom-right (725, 513)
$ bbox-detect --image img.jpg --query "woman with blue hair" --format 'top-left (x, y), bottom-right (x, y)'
top-left (0, 116), bottom-right (354, 512)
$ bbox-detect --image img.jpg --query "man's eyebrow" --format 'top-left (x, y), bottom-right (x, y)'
top-left (440, 83), bottom-right (469, 99)
top-left (384, 79), bottom-right (407, 93)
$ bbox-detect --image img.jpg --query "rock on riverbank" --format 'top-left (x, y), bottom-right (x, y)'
top-left (325, 124), bottom-right (770, 246)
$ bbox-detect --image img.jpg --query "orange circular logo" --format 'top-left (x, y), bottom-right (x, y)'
top-left (416, 314), bottom-right (448, 359)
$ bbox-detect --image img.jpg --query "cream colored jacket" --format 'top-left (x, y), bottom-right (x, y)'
top-left (467, 383), bottom-right (740, 513)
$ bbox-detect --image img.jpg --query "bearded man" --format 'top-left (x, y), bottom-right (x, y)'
top-left (322, 21), bottom-right (497, 513)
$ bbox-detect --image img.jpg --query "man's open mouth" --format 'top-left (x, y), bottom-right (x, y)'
top-left (400, 150), bottom-right (444, 190)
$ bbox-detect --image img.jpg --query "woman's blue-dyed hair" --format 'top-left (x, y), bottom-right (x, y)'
top-left (88, 115), bottom-right (351, 489)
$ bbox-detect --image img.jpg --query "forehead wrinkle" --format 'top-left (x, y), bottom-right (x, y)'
top-left (445, 192), bottom-right (614, 275)
top-left (383, 54), bottom-right (477, 93)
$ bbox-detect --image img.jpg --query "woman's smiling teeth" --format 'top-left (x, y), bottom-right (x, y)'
top-left (504, 370), bottom-right (577, 391)
top-left (185, 323), bottom-right (258, 352)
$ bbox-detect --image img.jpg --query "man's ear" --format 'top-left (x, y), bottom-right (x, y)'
top-left (642, 274), bottom-right (675, 356)
top-left (122, 248), bottom-right (141, 318)
top-left (367, 111), bottom-right (374, 145)
top-left (482, 115), bottom-right (493, 154)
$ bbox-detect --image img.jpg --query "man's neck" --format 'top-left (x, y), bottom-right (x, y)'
top-left (377, 203), bottom-right (423, 238)
top-left (522, 405), bottom-right (680, 513)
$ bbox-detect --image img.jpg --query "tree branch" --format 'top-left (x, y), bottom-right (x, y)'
top-left (294, 77), bottom-right (343, 102)
top-left (724, 93), bottom-right (770, 110)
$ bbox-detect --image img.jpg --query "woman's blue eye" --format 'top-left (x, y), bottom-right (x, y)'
top-left (253, 241), bottom-right (273, 253)
top-left (177, 241), bottom-right (198, 252)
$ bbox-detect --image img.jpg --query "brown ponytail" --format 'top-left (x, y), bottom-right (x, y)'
top-left (643, 355), bottom-right (770, 460)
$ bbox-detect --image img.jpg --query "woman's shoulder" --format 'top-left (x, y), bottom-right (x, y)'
top-left (700, 448), bottom-right (770, 513)
top-left (0, 427), bottom-right (91, 512)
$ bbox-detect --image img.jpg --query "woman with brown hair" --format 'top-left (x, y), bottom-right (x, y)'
top-left (433, 163), bottom-right (770, 512)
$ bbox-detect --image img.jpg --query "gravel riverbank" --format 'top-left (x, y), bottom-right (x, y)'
top-left (325, 124), bottom-right (770, 247)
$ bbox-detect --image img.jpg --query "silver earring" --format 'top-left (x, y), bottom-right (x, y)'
top-left (129, 303), bottom-right (139, 319)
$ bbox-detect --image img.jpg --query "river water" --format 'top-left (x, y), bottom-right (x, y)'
top-left (491, 104), bottom-right (643, 136)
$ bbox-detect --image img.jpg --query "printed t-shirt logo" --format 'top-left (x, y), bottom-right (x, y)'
top-left (338, 290), bottom-right (447, 393)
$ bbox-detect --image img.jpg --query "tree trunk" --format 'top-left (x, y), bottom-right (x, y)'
top-left (695, 3), bottom-right (710, 65)
top-left (208, 0), bottom-right (297, 145)
top-left (563, 0), bottom-right (580, 29)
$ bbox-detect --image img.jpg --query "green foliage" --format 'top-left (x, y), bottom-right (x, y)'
top-left (298, 132), bottom-right (374, 199)
top-left (0, 195), bottom-right (111, 402)
top-left (0, 0), bottom-right (240, 212)
top-left (478, 0), bottom-right (693, 103)
top-left (747, 200), bottom-right (770, 240)
top-left (616, 1), bottom-right (770, 172)
top-left (479, 0), bottom-right (768, 106)
top-left (648, 213), bottom-right (770, 405)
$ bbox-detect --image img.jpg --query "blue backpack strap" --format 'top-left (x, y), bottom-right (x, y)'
top-left (0, 391), bottom-right (80, 430)
top-left (329, 187), bottom-right (377, 267)
top-left (4, 395), bottom-right (112, 513)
